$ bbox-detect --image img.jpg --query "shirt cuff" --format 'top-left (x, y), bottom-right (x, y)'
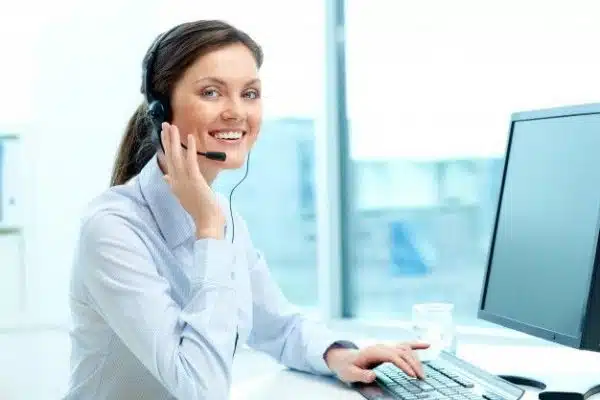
top-left (307, 338), bottom-right (360, 376)
top-left (189, 239), bottom-right (237, 288)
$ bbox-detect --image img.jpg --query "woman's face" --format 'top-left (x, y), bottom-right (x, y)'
top-left (169, 43), bottom-right (262, 180)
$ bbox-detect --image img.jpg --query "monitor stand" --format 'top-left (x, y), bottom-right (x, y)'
top-left (497, 374), bottom-right (547, 390)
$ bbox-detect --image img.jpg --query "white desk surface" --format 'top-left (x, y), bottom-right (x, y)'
top-left (1, 322), bottom-right (599, 399)
top-left (230, 338), bottom-right (600, 399)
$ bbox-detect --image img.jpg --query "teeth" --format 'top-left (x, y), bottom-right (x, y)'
top-left (213, 131), bottom-right (243, 140)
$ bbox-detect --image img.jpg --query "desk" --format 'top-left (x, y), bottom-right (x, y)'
top-left (230, 341), bottom-right (600, 399)
top-left (1, 326), bottom-right (600, 399)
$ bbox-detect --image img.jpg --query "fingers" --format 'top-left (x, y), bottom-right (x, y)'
top-left (162, 123), bottom-right (201, 182)
top-left (396, 343), bottom-right (428, 378)
top-left (169, 124), bottom-right (185, 176)
top-left (354, 345), bottom-right (388, 369)
top-left (356, 346), bottom-right (416, 378)
top-left (186, 134), bottom-right (203, 181)
top-left (396, 345), bottom-right (424, 379)
top-left (356, 345), bottom-right (424, 379)
top-left (391, 352), bottom-right (419, 378)
top-left (161, 123), bottom-right (175, 177)
top-left (406, 341), bottom-right (431, 350)
top-left (338, 365), bottom-right (377, 384)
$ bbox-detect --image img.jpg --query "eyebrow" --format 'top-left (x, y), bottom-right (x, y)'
top-left (194, 77), bottom-right (261, 86)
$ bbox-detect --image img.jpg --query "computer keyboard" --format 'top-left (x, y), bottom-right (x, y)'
top-left (353, 351), bottom-right (525, 400)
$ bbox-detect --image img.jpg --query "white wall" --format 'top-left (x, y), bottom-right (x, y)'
top-left (23, 0), bottom-right (162, 323)
top-left (0, 2), bottom-right (43, 323)
top-left (0, 6), bottom-right (35, 131)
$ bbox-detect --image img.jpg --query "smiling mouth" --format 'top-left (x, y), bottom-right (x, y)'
top-left (208, 130), bottom-right (247, 141)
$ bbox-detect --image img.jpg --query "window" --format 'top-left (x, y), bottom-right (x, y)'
top-left (343, 1), bottom-right (600, 324)
top-left (214, 118), bottom-right (318, 307)
top-left (297, 134), bottom-right (316, 218)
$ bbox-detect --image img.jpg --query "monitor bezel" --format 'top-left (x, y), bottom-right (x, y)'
top-left (477, 102), bottom-right (600, 349)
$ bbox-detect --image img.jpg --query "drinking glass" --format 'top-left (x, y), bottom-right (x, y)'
top-left (412, 302), bottom-right (457, 359)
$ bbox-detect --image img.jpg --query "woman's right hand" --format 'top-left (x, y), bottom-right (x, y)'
top-left (161, 122), bottom-right (225, 240)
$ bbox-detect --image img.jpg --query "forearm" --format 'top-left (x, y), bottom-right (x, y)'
top-left (249, 308), bottom-right (344, 375)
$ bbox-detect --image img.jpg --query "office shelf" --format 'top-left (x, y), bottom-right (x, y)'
top-left (0, 226), bottom-right (22, 234)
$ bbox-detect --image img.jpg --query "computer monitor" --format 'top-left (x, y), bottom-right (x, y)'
top-left (478, 103), bottom-right (600, 359)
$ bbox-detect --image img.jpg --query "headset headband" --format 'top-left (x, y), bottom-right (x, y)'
top-left (142, 25), bottom-right (181, 103)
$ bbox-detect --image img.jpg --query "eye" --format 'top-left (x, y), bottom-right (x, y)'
top-left (201, 88), bottom-right (220, 98)
top-left (244, 89), bottom-right (260, 99)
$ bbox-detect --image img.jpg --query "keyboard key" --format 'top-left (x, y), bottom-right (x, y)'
top-left (371, 361), bottom-right (517, 400)
top-left (411, 381), bottom-right (436, 391)
top-left (390, 385), bottom-right (415, 397)
top-left (455, 378), bottom-right (475, 388)
top-left (483, 392), bottom-right (507, 400)
top-left (375, 373), bottom-right (396, 385)
top-left (402, 385), bottom-right (423, 394)
top-left (437, 388), bottom-right (458, 396)
top-left (426, 379), bottom-right (447, 389)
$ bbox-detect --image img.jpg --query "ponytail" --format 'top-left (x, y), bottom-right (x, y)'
top-left (110, 103), bottom-right (156, 186)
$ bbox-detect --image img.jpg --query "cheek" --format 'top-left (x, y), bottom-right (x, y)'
top-left (248, 106), bottom-right (263, 132)
top-left (175, 99), bottom-right (215, 132)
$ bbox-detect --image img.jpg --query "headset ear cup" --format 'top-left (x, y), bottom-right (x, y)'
top-left (147, 100), bottom-right (166, 151)
top-left (147, 100), bottom-right (165, 125)
top-left (162, 98), bottom-right (172, 123)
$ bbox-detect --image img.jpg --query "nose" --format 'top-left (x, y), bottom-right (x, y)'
top-left (221, 97), bottom-right (245, 122)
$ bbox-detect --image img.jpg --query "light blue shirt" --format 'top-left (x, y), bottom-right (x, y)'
top-left (64, 154), bottom-right (343, 399)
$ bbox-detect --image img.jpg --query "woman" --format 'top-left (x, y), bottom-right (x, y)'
top-left (65, 20), bottom-right (428, 399)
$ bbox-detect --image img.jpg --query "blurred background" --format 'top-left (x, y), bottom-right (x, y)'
top-left (1, 0), bottom-right (600, 398)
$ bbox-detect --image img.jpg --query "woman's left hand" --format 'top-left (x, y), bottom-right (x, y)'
top-left (324, 342), bottom-right (430, 383)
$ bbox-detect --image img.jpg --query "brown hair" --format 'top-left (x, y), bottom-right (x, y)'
top-left (110, 20), bottom-right (263, 186)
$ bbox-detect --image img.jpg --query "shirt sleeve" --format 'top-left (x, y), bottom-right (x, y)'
top-left (245, 247), bottom-right (354, 375)
top-left (78, 212), bottom-right (238, 399)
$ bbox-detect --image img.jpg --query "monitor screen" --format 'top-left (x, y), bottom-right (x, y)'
top-left (480, 111), bottom-right (600, 341)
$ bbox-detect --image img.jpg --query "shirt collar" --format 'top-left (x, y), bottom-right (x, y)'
top-left (138, 154), bottom-right (195, 249)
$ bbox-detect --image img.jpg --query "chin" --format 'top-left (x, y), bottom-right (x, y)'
top-left (220, 157), bottom-right (247, 170)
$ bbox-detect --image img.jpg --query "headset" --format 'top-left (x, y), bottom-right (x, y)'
top-left (142, 24), bottom-right (251, 244)
top-left (142, 25), bottom-right (226, 162)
